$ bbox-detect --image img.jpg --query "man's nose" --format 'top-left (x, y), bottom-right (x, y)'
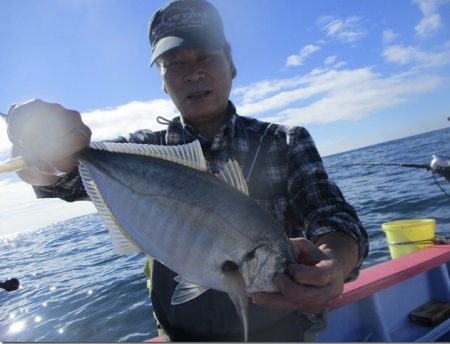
top-left (184, 64), bottom-right (205, 82)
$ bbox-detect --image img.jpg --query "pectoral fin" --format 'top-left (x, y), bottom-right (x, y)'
top-left (171, 279), bottom-right (209, 305)
top-left (222, 262), bottom-right (249, 342)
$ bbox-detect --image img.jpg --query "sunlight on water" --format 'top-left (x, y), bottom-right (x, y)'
top-left (34, 315), bottom-right (42, 323)
top-left (9, 320), bottom-right (26, 334)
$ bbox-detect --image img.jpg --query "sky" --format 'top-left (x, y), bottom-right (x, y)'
top-left (0, 0), bottom-right (449, 237)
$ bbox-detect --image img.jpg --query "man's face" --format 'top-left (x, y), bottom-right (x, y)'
top-left (158, 47), bottom-right (236, 125)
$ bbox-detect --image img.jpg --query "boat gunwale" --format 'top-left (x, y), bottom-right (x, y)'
top-left (330, 244), bottom-right (450, 310)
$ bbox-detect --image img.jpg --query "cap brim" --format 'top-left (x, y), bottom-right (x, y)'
top-left (150, 33), bottom-right (224, 67)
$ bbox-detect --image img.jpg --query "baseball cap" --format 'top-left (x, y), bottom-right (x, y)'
top-left (148, 0), bottom-right (226, 66)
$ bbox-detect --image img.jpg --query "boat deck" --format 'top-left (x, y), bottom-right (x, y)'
top-left (318, 245), bottom-right (450, 342)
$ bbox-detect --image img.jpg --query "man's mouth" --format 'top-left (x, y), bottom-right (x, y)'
top-left (186, 90), bottom-right (211, 100)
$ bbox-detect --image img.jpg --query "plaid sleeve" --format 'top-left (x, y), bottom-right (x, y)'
top-left (33, 166), bottom-right (88, 202)
top-left (33, 129), bottom-right (163, 202)
top-left (286, 126), bottom-right (369, 280)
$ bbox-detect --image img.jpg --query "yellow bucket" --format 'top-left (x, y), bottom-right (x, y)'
top-left (382, 219), bottom-right (436, 259)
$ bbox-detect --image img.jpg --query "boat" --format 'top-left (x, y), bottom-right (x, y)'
top-left (146, 244), bottom-right (450, 342)
top-left (317, 244), bottom-right (450, 342)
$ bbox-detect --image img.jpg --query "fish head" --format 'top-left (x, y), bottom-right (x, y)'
top-left (239, 238), bottom-right (297, 293)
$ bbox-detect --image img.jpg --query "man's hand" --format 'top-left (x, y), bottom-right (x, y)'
top-left (7, 99), bottom-right (91, 186)
top-left (252, 237), bottom-right (345, 314)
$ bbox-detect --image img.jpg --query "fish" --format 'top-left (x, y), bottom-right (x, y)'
top-left (0, 136), bottom-right (298, 341)
top-left (77, 140), bottom-right (298, 341)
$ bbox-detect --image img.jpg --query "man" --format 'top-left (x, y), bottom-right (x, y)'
top-left (7, 0), bottom-right (368, 341)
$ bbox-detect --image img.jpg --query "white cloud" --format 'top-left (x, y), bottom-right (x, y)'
top-left (333, 61), bottom-right (347, 69)
top-left (233, 66), bottom-right (442, 127)
top-left (318, 16), bottom-right (368, 43)
top-left (413, 0), bottom-right (449, 37)
top-left (324, 55), bottom-right (337, 65)
top-left (235, 68), bottom-right (374, 116)
top-left (269, 71), bottom-right (441, 126)
top-left (285, 44), bottom-right (321, 67)
top-left (383, 42), bottom-right (450, 67)
top-left (0, 180), bottom-right (95, 237)
top-left (232, 75), bottom-right (309, 104)
top-left (0, 120), bottom-right (11, 156)
top-left (382, 29), bottom-right (398, 44)
top-left (322, 56), bottom-right (346, 69)
top-left (82, 98), bottom-right (178, 141)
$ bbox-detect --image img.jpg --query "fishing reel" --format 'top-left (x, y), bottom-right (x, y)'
top-left (430, 155), bottom-right (450, 183)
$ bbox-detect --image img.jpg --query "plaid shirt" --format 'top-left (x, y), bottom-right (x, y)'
top-left (34, 102), bottom-right (368, 278)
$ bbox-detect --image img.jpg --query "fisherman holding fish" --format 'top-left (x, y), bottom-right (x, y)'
top-left (5, 0), bottom-right (368, 341)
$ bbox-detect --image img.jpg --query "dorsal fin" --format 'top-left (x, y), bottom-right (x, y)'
top-left (216, 160), bottom-right (249, 196)
top-left (79, 163), bottom-right (141, 254)
top-left (89, 140), bottom-right (207, 172)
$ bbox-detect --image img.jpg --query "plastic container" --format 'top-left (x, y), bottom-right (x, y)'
top-left (382, 219), bottom-right (436, 259)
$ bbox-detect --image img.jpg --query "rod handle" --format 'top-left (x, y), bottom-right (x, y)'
top-left (0, 156), bottom-right (28, 174)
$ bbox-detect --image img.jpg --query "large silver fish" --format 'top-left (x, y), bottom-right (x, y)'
top-left (78, 141), bottom-right (298, 341)
top-left (0, 138), bottom-right (298, 341)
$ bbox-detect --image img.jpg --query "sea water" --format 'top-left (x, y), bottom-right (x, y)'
top-left (1, 127), bottom-right (449, 342)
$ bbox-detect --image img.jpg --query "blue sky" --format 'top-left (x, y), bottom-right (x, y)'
top-left (1, 0), bottom-right (450, 236)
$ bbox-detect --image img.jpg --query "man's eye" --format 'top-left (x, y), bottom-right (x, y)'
top-left (165, 60), bottom-right (183, 68)
top-left (199, 54), bottom-right (215, 62)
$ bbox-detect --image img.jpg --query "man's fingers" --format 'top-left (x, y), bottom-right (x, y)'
top-left (252, 292), bottom-right (297, 311)
top-left (290, 238), bottom-right (329, 265)
top-left (287, 262), bottom-right (334, 287)
top-left (7, 99), bottom-right (91, 168)
top-left (39, 126), bottom-right (92, 162)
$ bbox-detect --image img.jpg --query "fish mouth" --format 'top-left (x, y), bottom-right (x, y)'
top-left (186, 90), bottom-right (212, 100)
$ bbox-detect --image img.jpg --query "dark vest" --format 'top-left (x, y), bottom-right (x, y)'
top-left (148, 123), bottom-right (309, 341)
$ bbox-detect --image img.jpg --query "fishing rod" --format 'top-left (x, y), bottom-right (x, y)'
top-left (330, 155), bottom-right (450, 198)
top-left (334, 162), bottom-right (431, 170)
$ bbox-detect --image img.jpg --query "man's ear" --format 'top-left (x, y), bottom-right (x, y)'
top-left (230, 60), bottom-right (237, 79)
top-left (231, 64), bottom-right (237, 79)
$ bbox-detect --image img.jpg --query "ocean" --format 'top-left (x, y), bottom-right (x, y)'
top-left (1, 127), bottom-right (449, 342)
